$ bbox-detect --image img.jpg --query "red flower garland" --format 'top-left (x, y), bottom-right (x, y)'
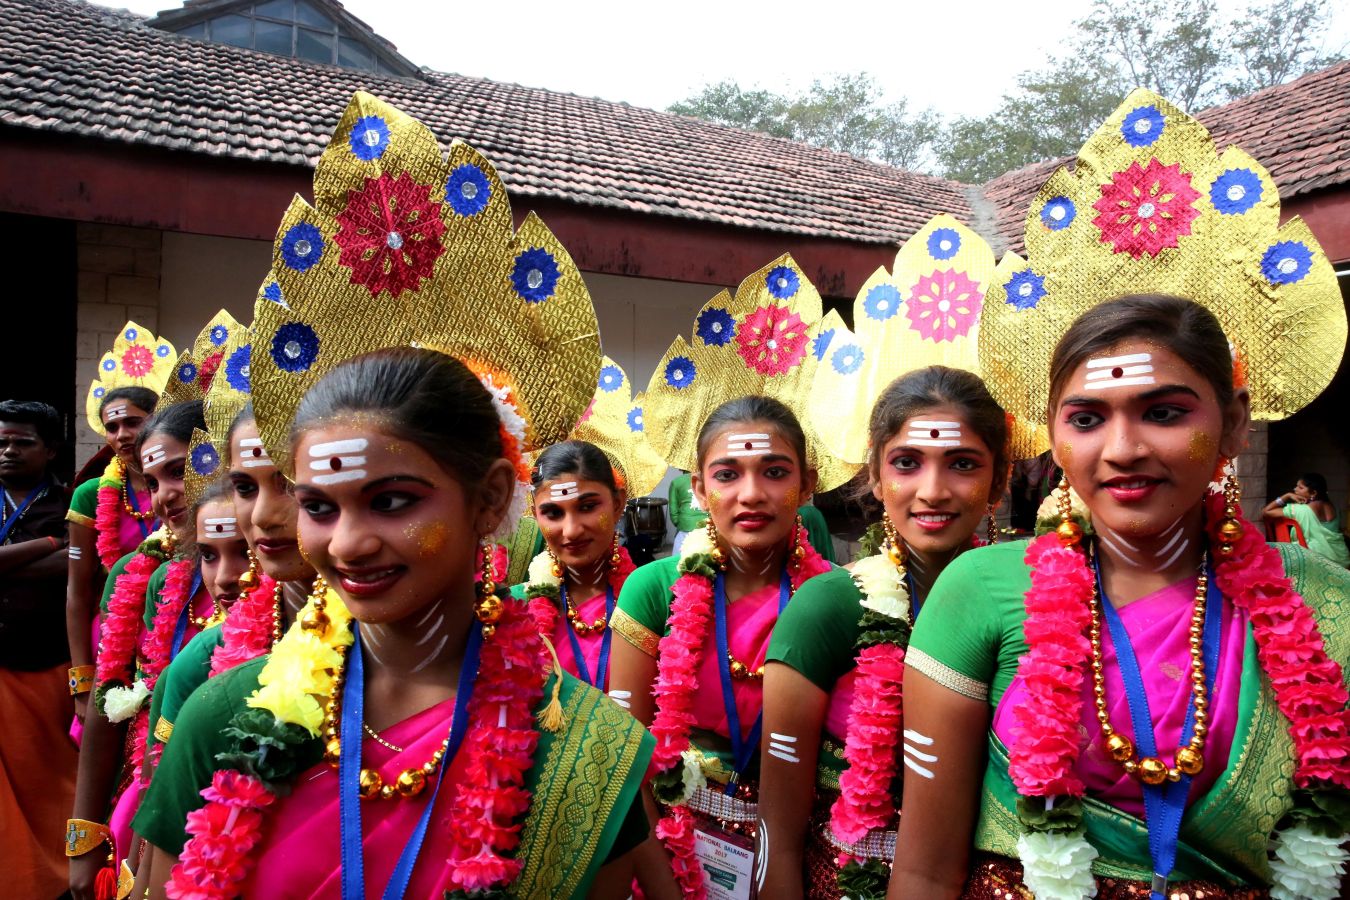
top-left (139, 559), bottom-right (197, 692)
top-left (831, 642), bottom-right (907, 843)
top-left (94, 457), bottom-right (127, 570)
top-left (95, 550), bottom-right (161, 696)
top-left (208, 575), bottom-right (279, 678)
top-left (648, 527), bottom-right (828, 896)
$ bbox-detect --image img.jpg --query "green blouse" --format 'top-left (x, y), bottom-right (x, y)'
top-left (765, 565), bottom-right (862, 692)
top-left (65, 477), bottom-right (100, 528)
top-left (145, 626), bottom-right (222, 753)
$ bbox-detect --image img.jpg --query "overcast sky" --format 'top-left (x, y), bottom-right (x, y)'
top-left (98, 0), bottom-right (1349, 120)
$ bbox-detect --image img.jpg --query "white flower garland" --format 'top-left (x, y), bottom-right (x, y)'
top-left (478, 373), bottom-right (530, 540)
top-left (1016, 830), bottom-right (1100, 900)
top-left (1034, 484), bottom-right (1093, 536)
top-left (1268, 822), bottom-right (1350, 900)
top-left (679, 524), bottom-right (713, 560)
top-left (103, 678), bottom-right (150, 723)
top-left (674, 748), bottom-right (709, 805)
top-left (850, 553), bottom-right (910, 621)
top-left (525, 550), bottom-right (560, 591)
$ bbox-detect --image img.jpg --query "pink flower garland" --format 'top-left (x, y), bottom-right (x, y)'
top-left (1203, 494), bottom-right (1350, 789)
top-left (140, 559), bottom-right (197, 692)
top-left (94, 457), bottom-right (125, 570)
top-left (831, 642), bottom-right (908, 843)
top-left (208, 575), bottom-right (279, 678)
top-left (525, 547), bottom-right (636, 657)
top-left (167, 771), bottom-right (275, 900)
top-left (95, 549), bottom-right (161, 696)
top-left (648, 527), bottom-right (828, 896)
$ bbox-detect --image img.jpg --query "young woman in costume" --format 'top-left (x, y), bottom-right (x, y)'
top-left (611, 257), bottom-right (850, 898)
top-left (136, 91), bottom-right (652, 899)
top-left (891, 92), bottom-right (1350, 900)
top-left (756, 217), bottom-right (1020, 899)
top-left (1262, 472), bottom-right (1350, 567)
top-left (66, 323), bottom-right (175, 725)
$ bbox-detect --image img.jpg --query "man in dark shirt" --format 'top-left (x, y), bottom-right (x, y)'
top-left (0, 400), bottom-right (77, 899)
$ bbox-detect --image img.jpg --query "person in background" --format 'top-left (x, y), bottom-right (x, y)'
top-left (0, 400), bottom-right (76, 900)
top-left (1263, 471), bottom-right (1350, 567)
top-left (667, 470), bottom-right (707, 555)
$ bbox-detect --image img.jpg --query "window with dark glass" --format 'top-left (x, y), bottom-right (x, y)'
top-left (173, 1), bottom-right (394, 74)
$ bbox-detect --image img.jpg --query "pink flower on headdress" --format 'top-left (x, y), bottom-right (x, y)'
top-left (1092, 159), bottom-right (1200, 259)
top-left (334, 171), bottom-right (446, 298)
top-left (735, 303), bottom-right (809, 376)
top-left (121, 344), bottom-right (154, 378)
top-left (904, 269), bottom-right (982, 342)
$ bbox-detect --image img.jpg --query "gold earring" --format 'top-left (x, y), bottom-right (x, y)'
top-left (238, 548), bottom-right (261, 590)
top-left (1056, 477), bottom-right (1083, 547)
top-left (1216, 464), bottom-right (1243, 556)
top-left (474, 539), bottom-right (503, 638)
top-left (705, 517), bottom-right (726, 569)
top-left (547, 546), bottom-right (563, 580)
top-left (790, 513), bottom-right (805, 571)
top-left (881, 510), bottom-right (906, 569)
top-left (986, 504), bottom-right (998, 546)
top-left (610, 533), bottom-right (622, 569)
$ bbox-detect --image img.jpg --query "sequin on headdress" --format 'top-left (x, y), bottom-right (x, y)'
top-left (565, 357), bottom-right (667, 498)
top-left (248, 92), bottom-right (600, 486)
top-left (642, 255), bottom-right (857, 491)
top-left (84, 322), bottom-right (177, 435)
top-left (979, 89), bottom-right (1346, 426)
top-left (809, 214), bottom-right (1049, 464)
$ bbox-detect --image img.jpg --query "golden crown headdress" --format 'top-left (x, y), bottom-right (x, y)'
top-left (183, 312), bottom-right (258, 509)
top-left (642, 255), bottom-right (856, 492)
top-left (84, 321), bottom-right (177, 435)
top-left (159, 310), bottom-right (245, 408)
top-left (809, 214), bottom-right (1050, 464)
top-left (979, 89), bottom-right (1346, 426)
top-left (565, 357), bottom-right (668, 498)
top-left (248, 92), bottom-right (600, 503)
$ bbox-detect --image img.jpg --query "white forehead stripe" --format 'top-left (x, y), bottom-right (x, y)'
top-left (142, 444), bottom-right (166, 469)
top-left (1085, 353), bottom-right (1156, 389)
top-left (238, 437), bottom-right (272, 467)
top-left (203, 517), bottom-right (238, 539)
top-left (726, 433), bottom-right (772, 457)
top-left (548, 481), bottom-right (580, 502)
top-left (308, 438), bottom-right (369, 456)
top-left (105, 405), bottom-right (128, 420)
top-left (907, 420), bottom-right (962, 448)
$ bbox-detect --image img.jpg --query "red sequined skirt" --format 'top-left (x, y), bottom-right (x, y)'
top-left (961, 852), bottom-right (1269, 900)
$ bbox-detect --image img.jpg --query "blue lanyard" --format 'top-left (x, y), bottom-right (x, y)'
top-left (562, 583), bottom-right (614, 691)
top-left (713, 570), bottom-right (790, 791)
top-left (170, 568), bottom-right (205, 659)
top-left (124, 485), bottom-right (155, 538)
top-left (0, 478), bottom-right (49, 545)
top-left (339, 622), bottom-right (482, 900)
top-left (1096, 557), bottom-right (1221, 900)
top-left (904, 570), bottom-right (921, 617)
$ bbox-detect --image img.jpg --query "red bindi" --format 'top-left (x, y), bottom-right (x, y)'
top-left (744, 442), bottom-right (753, 450)
top-left (251, 447), bottom-right (262, 457)
top-left (330, 456), bottom-right (342, 471)
top-left (929, 429), bottom-right (940, 439)
top-left (1111, 366), bottom-right (1124, 378)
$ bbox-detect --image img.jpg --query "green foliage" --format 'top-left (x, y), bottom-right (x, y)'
top-left (1016, 794), bottom-right (1086, 834)
top-left (676, 551), bottom-right (718, 581)
top-left (217, 706), bottom-right (319, 786)
top-left (855, 606), bottom-right (912, 651)
top-left (836, 857), bottom-right (890, 898)
top-left (650, 764), bottom-right (690, 806)
top-left (855, 522), bottom-right (885, 562)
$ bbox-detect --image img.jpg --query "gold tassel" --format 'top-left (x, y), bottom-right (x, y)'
top-left (536, 634), bottom-right (567, 733)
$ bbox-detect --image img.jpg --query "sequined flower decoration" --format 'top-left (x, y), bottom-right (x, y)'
top-left (1004, 271), bottom-right (1047, 310)
top-left (1261, 241), bottom-right (1313, 285)
top-left (664, 356), bottom-right (695, 390)
top-left (281, 222), bottom-right (324, 272)
top-left (1121, 104), bottom-right (1165, 147)
top-left (101, 359), bottom-right (116, 373)
top-left (831, 342), bottom-right (864, 375)
top-left (1040, 197), bottom-right (1076, 231)
top-left (334, 171), bottom-right (447, 298)
top-left (176, 361), bottom-right (198, 384)
top-left (599, 364), bottom-right (624, 393)
top-left (904, 270), bottom-right (983, 342)
top-left (225, 345), bottom-right (251, 393)
top-left (209, 324), bottom-right (229, 346)
top-left (348, 115), bottom-right (390, 161)
top-left (198, 351), bottom-right (224, 393)
top-left (736, 304), bottom-right (809, 375)
top-left (1211, 168), bottom-right (1262, 215)
top-left (191, 443), bottom-right (219, 477)
top-left (927, 228), bottom-right (961, 260)
top-left (271, 322), bottom-right (320, 373)
top-left (445, 164), bottom-right (492, 217)
top-left (511, 247), bottom-right (561, 304)
top-left (696, 307), bottom-right (736, 346)
top-left (863, 284), bottom-right (901, 321)
top-left (765, 265), bottom-right (799, 299)
top-left (627, 407), bottom-right (644, 432)
top-left (1092, 160), bottom-right (1200, 259)
top-left (156, 344), bottom-right (172, 358)
top-left (122, 345), bottom-right (154, 378)
top-left (93, 386), bottom-right (106, 400)
top-left (124, 326), bottom-right (139, 341)
top-left (812, 328), bottom-right (835, 361)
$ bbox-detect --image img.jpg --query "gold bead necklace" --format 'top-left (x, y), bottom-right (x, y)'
top-left (121, 479), bottom-right (154, 521)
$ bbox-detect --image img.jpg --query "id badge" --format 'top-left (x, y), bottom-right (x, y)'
top-left (693, 822), bottom-right (756, 900)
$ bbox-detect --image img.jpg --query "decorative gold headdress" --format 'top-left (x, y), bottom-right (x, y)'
top-left (183, 311), bottom-right (257, 509)
top-left (979, 89), bottom-right (1346, 426)
top-left (809, 214), bottom-right (1049, 464)
top-left (84, 322), bottom-right (177, 435)
top-left (159, 310), bottom-right (245, 408)
top-left (248, 92), bottom-right (600, 526)
top-left (642, 255), bottom-right (856, 491)
top-left (565, 357), bottom-right (667, 498)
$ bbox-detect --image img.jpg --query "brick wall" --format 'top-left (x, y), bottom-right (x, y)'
top-left (74, 223), bottom-right (162, 465)
top-left (1235, 421), bottom-right (1268, 520)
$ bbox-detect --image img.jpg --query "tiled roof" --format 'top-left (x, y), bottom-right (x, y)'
top-left (0, 0), bottom-right (971, 245)
top-left (984, 60), bottom-right (1350, 253)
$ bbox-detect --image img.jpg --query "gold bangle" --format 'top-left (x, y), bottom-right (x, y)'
top-left (116, 859), bottom-right (135, 899)
top-left (68, 665), bottom-right (96, 696)
top-left (64, 818), bottom-right (111, 857)
top-left (153, 715), bottom-right (174, 744)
